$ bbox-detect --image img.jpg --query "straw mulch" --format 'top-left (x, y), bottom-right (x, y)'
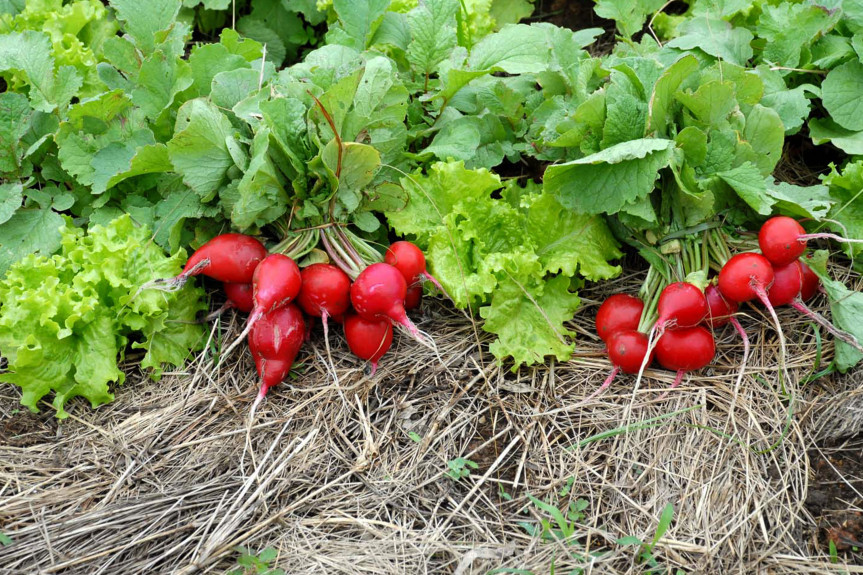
top-left (2, 267), bottom-right (862, 575)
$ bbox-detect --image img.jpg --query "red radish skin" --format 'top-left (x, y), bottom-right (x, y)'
top-left (759, 216), bottom-right (863, 266)
top-left (656, 282), bottom-right (708, 330)
top-left (595, 294), bottom-right (644, 342)
top-left (385, 241), bottom-right (447, 295)
top-left (655, 326), bottom-right (715, 397)
top-left (704, 284), bottom-right (749, 391)
top-left (220, 254), bottom-right (303, 362)
top-left (344, 313), bottom-right (394, 375)
top-left (577, 330), bottom-right (653, 405)
top-left (405, 284), bottom-right (423, 311)
top-left (635, 282), bottom-right (708, 386)
top-left (704, 284), bottom-right (737, 328)
top-left (798, 260), bottom-right (819, 302)
top-left (248, 304), bottom-right (305, 417)
top-left (351, 263), bottom-right (427, 346)
top-left (182, 233), bottom-right (266, 283)
top-left (224, 282), bottom-right (254, 313)
top-left (766, 262), bottom-right (803, 307)
top-left (718, 252), bottom-right (788, 382)
top-left (297, 263), bottom-right (351, 342)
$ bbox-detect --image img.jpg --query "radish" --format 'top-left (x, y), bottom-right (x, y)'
top-left (798, 260), bottom-right (819, 302)
top-left (350, 263), bottom-right (429, 346)
top-left (385, 241), bottom-right (447, 294)
top-left (405, 284), bottom-right (423, 311)
top-left (759, 216), bottom-right (863, 267)
top-left (573, 329), bottom-right (653, 406)
top-left (766, 261), bottom-right (802, 307)
top-left (220, 254), bottom-right (302, 362)
top-left (705, 283), bottom-right (749, 390)
top-left (248, 303), bottom-right (305, 417)
top-left (296, 263), bottom-right (352, 337)
top-left (595, 294), bottom-right (644, 342)
top-left (656, 282), bottom-right (708, 331)
top-left (224, 282), bottom-right (254, 313)
top-left (344, 313), bottom-right (394, 375)
top-left (635, 282), bottom-right (707, 385)
top-left (717, 252), bottom-right (790, 381)
top-left (655, 326), bottom-right (715, 396)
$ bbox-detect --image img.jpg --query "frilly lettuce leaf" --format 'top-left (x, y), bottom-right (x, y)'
top-left (0, 215), bottom-right (206, 418)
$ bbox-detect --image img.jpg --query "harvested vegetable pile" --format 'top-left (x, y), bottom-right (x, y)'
top-left (2, 0), bottom-right (863, 573)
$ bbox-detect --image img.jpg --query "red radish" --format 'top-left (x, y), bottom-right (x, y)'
top-left (405, 284), bottom-right (423, 311)
top-left (704, 284), bottom-right (737, 328)
top-left (655, 326), bottom-right (715, 396)
top-left (798, 260), bottom-right (819, 302)
top-left (718, 252), bottom-right (789, 381)
top-left (351, 263), bottom-right (428, 346)
top-left (595, 294), bottom-right (644, 342)
top-left (759, 216), bottom-right (863, 267)
top-left (385, 241), bottom-right (447, 294)
top-left (766, 262), bottom-right (802, 307)
top-left (635, 282), bottom-right (707, 385)
top-left (296, 263), bottom-right (351, 335)
top-left (224, 282), bottom-right (254, 313)
top-left (344, 313), bottom-right (394, 375)
top-left (181, 233), bottom-right (266, 283)
top-left (220, 254), bottom-right (303, 362)
top-left (248, 303), bottom-right (305, 417)
top-left (704, 283), bottom-right (749, 390)
top-left (656, 282), bottom-right (708, 330)
top-left (572, 330), bottom-right (653, 406)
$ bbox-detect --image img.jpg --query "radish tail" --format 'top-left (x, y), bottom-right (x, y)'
top-left (754, 286), bottom-right (788, 387)
top-left (136, 258), bottom-right (209, 296)
top-left (322, 311), bottom-right (341, 385)
top-left (304, 316), bottom-right (313, 344)
top-left (634, 322), bottom-right (662, 389)
top-left (790, 300), bottom-right (863, 353)
top-left (218, 309), bottom-right (261, 366)
top-left (578, 366), bottom-right (620, 406)
top-left (657, 370), bottom-right (686, 401)
top-left (392, 309), bottom-right (436, 350)
top-left (730, 317), bottom-right (750, 392)
top-left (422, 272), bottom-right (452, 301)
top-left (369, 361), bottom-right (378, 376)
top-left (798, 233), bottom-right (863, 244)
top-left (249, 385), bottom-right (267, 421)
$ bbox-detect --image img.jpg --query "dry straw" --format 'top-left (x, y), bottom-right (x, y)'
top-left (1, 267), bottom-right (861, 574)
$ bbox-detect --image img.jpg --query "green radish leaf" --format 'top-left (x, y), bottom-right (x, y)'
top-left (807, 251), bottom-right (863, 372)
top-left (821, 61), bottom-right (863, 132)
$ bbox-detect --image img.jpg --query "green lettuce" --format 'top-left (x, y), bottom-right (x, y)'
top-left (0, 215), bottom-right (206, 418)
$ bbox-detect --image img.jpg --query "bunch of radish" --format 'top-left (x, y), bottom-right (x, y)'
top-left (590, 215), bottom-right (863, 401)
top-left (151, 232), bottom-right (444, 415)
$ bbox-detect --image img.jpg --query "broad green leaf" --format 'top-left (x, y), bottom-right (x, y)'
top-left (648, 54), bottom-right (699, 137)
top-left (233, 128), bottom-right (288, 229)
top-left (0, 92), bottom-right (32, 176)
top-left (236, 17), bottom-right (287, 65)
top-left (0, 207), bottom-right (63, 275)
top-left (189, 43), bottom-right (250, 97)
top-left (808, 251), bottom-right (863, 372)
top-left (0, 31), bottom-right (81, 112)
top-left (211, 68), bottom-right (264, 110)
top-left (716, 162), bottom-right (773, 215)
top-left (167, 99), bottom-right (237, 199)
top-left (481, 274), bottom-right (581, 369)
top-left (821, 61), bottom-right (863, 132)
top-left (755, 67), bottom-right (815, 135)
top-left (407, 0), bottom-right (459, 76)
top-left (594, 0), bottom-right (665, 38)
top-left (809, 118), bottom-right (863, 155)
top-left (757, 2), bottom-right (838, 69)
top-left (741, 104), bottom-right (784, 176)
top-left (544, 138), bottom-right (675, 215)
top-left (425, 117), bottom-right (482, 162)
top-left (822, 161), bottom-right (863, 261)
top-left (468, 24), bottom-right (550, 73)
top-left (331, 0), bottom-right (390, 49)
top-left (93, 144), bottom-right (174, 194)
top-left (0, 182), bottom-right (22, 226)
top-left (666, 17), bottom-right (754, 67)
top-left (133, 51), bottom-right (193, 120)
top-left (108, 0), bottom-right (181, 54)
top-left (675, 81), bottom-right (736, 127)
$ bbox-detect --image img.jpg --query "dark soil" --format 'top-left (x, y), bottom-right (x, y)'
top-left (806, 437), bottom-right (863, 561)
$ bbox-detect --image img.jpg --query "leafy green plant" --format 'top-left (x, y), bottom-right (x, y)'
top-left (615, 503), bottom-right (676, 575)
top-left (226, 547), bottom-right (285, 575)
top-left (445, 457), bottom-right (478, 480)
top-left (0, 215), bottom-right (206, 417)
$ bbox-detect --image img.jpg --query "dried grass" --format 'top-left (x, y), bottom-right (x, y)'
top-left (2, 267), bottom-right (862, 575)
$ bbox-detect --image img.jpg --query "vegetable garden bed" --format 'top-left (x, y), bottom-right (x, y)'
top-left (2, 0), bottom-right (863, 573)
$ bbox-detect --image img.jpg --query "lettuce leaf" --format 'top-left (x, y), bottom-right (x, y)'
top-left (0, 215), bottom-right (206, 417)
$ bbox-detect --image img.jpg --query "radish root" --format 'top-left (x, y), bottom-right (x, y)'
top-left (790, 299), bottom-right (863, 353)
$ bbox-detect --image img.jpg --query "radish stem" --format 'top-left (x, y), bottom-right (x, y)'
top-left (790, 300), bottom-right (863, 353)
top-left (729, 317), bottom-right (750, 390)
